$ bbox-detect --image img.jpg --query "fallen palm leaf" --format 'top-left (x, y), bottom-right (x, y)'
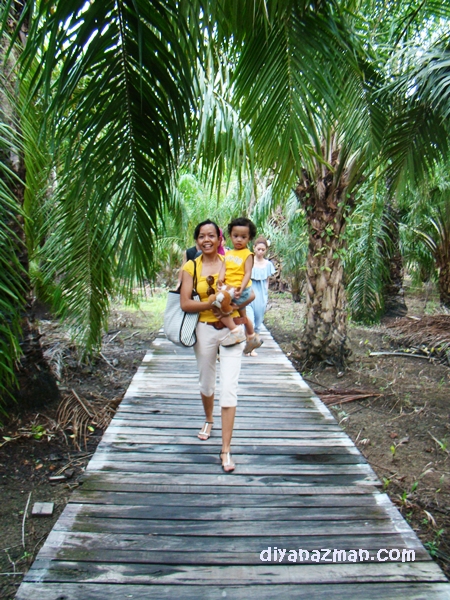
top-left (56, 389), bottom-right (121, 449)
top-left (384, 316), bottom-right (450, 365)
top-left (317, 388), bottom-right (382, 406)
top-left (56, 391), bottom-right (96, 450)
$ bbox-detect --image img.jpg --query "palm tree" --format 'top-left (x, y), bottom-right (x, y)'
top-left (1, 6), bottom-right (60, 408)
top-left (231, 1), bottom-right (450, 365)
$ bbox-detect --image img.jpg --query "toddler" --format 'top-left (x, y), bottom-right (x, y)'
top-left (215, 217), bottom-right (263, 354)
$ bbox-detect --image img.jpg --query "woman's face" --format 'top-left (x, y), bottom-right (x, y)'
top-left (254, 243), bottom-right (267, 259)
top-left (196, 224), bottom-right (219, 254)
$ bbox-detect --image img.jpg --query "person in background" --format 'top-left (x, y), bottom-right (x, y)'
top-left (218, 228), bottom-right (226, 256)
top-left (245, 236), bottom-right (276, 356)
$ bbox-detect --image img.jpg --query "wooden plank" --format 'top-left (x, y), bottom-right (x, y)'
top-left (88, 450), bottom-right (366, 464)
top-left (52, 515), bottom-right (413, 536)
top-left (40, 530), bottom-right (428, 556)
top-left (37, 546), bottom-right (431, 565)
top-left (115, 408), bottom-right (331, 419)
top-left (119, 397), bottom-right (322, 407)
top-left (124, 384), bottom-right (318, 393)
top-left (77, 471), bottom-right (380, 487)
top-left (79, 480), bottom-right (380, 495)
top-left (68, 490), bottom-right (385, 507)
top-left (85, 460), bottom-right (376, 477)
top-left (95, 442), bottom-right (363, 456)
top-left (99, 434), bottom-right (356, 446)
top-left (120, 407), bottom-right (329, 418)
top-left (15, 582), bottom-right (450, 600)
top-left (57, 502), bottom-right (392, 522)
top-left (104, 423), bottom-right (344, 433)
top-left (24, 561), bottom-right (448, 585)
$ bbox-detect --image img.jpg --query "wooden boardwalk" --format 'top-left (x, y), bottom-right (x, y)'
top-left (17, 328), bottom-right (450, 599)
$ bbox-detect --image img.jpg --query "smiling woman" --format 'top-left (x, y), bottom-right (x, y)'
top-left (180, 219), bottom-right (246, 473)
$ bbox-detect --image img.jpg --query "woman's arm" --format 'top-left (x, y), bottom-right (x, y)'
top-left (179, 270), bottom-right (211, 313)
top-left (218, 260), bottom-right (226, 285)
top-left (175, 250), bottom-right (188, 291)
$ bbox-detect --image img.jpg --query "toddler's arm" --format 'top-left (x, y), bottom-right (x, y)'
top-left (238, 254), bottom-right (254, 294)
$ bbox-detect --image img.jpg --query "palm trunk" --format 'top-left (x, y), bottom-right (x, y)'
top-left (7, 153), bottom-right (60, 409)
top-left (438, 259), bottom-right (450, 308)
top-left (382, 204), bottom-right (407, 318)
top-left (294, 169), bottom-right (352, 370)
top-left (290, 272), bottom-right (304, 303)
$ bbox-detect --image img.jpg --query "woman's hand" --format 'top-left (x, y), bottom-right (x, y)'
top-left (212, 306), bottom-right (227, 319)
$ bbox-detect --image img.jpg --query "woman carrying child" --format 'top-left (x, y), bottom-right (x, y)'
top-left (180, 219), bottom-right (251, 473)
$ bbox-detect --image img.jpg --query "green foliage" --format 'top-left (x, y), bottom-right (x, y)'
top-left (38, 177), bottom-right (116, 355)
top-left (346, 180), bottom-right (390, 323)
top-left (255, 194), bottom-right (308, 294)
top-left (0, 120), bottom-right (27, 402)
top-left (115, 293), bottom-right (167, 332)
top-left (425, 528), bottom-right (445, 558)
top-left (401, 164), bottom-right (450, 293)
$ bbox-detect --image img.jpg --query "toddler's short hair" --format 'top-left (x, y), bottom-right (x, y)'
top-left (228, 217), bottom-right (257, 240)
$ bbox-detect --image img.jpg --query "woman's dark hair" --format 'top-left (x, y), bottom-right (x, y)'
top-left (193, 219), bottom-right (220, 240)
top-left (228, 217), bottom-right (257, 240)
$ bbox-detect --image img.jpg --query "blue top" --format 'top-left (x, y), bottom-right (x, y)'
top-left (247, 260), bottom-right (276, 332)
top-left (251, 260), bottom-right (276, 281)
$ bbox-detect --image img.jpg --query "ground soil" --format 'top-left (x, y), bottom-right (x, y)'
top-left (1, 286), bottom-right (449, 598)
top-left (265, 286), bottom-right (450, 580)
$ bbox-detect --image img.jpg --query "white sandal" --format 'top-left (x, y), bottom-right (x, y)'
top-left (220, 451), bottom-right (235, 473)
top-left (198, 421), bottom-right (213, 441)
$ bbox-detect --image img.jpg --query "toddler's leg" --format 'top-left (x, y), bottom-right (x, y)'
top-left (238, 307), bottom-right (254, 336)
top-left (220, 315), bottom-right (239, 332)
top-left (241, 306), bottom-right (263, 354)
top-left (220, 314), bottom-right (246, 347)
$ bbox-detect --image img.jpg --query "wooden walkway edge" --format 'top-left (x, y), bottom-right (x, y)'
top-left (16, 328), bottom-right (450, 599)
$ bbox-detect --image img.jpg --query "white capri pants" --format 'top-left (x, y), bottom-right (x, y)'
top-left (194, 321), bottom-right (244, 407)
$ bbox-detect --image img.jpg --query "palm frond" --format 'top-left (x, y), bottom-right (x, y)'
top-left (39, 173), bottom-right (116, 355)
top-left (382, 40), bottom-right (450, 190)
top-left (18, 0), bottom-right (198, 285)
top-left (193, 47), bottom-right (254, 196)
top-left (346, 186), bottom-right (390, 323)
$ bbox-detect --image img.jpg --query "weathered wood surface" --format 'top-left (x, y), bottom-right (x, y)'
top-left (16, 327), bottom-right (450, 599)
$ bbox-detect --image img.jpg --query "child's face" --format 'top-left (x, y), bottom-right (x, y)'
top-left (230, 225), bottom-right (250, 250)
top-left (254, 243), bottom-right (267, 258)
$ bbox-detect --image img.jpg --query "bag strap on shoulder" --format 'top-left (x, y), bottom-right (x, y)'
top-left (191, 259), bottom-right (198, 294)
